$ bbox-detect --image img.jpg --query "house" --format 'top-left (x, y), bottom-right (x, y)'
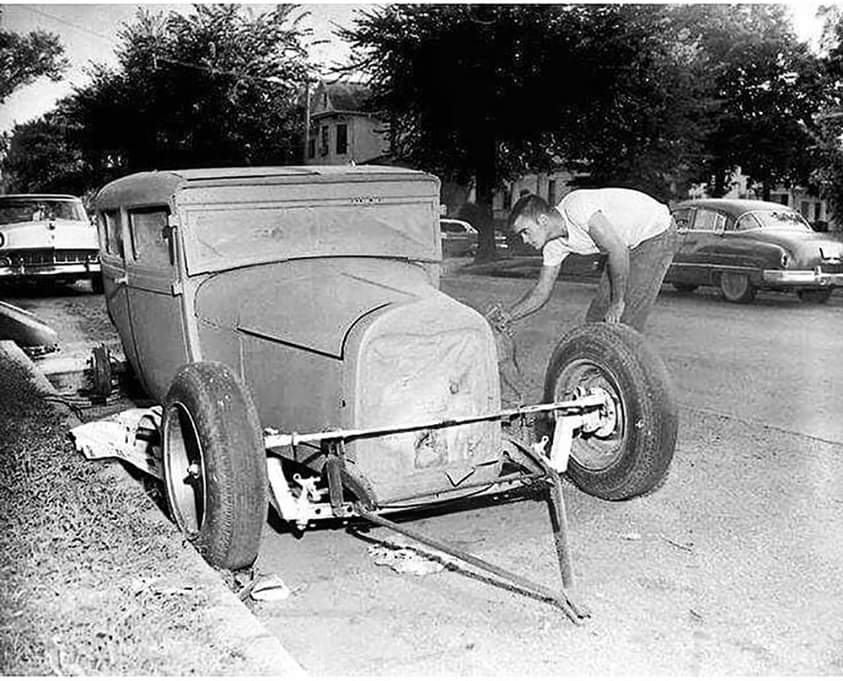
top-left (305, 81), bottom-right (390, 166)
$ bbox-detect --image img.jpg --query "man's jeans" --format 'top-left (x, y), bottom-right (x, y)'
top-left (585, 220), bottom-right (679, 332)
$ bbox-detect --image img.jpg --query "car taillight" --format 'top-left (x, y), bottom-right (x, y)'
top-left (780, 252), bottom-right (790, 267)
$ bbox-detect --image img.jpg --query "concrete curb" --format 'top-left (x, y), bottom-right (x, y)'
top-left (0, 340), bottom-right (306, 676)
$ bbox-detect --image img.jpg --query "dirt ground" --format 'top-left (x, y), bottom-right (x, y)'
top-left (4, 272), bottom-right (843, 675)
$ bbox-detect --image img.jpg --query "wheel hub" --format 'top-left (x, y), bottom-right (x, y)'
top-left (580, 386), bottom-right (618, 438)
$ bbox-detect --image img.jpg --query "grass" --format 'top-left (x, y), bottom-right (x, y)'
top-left (0, 356), bottom-right (257, 675)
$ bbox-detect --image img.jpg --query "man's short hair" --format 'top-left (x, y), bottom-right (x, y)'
top-left (508, 193), bottom-right (553, 231)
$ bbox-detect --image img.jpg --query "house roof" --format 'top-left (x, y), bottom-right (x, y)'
top-left (314, 81), bottom-right (375, 114)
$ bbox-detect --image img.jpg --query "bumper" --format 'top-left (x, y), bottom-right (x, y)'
top-left (762, 269), bottom-right (843, 287)
top-left (0, 261), bottom-right (101, 279)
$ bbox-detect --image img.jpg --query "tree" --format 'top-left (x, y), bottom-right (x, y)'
top-left (2, 111), bottom-right (87, 194)
top-left (674, 5), bottom-right (825, 198)
top-left (808, 5), bottom-right (843, 222)
top-left (0, 12), bottom-right (68, 104)
top-left (340, 5), bottom-right (717, 261)
top-left (2, 4), bottom-right (314, 193)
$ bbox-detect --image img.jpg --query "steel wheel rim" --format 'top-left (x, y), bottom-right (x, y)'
top-left (163, 401), bottom-right (206, 536)
top-left (553, 359), bottom-right (627, 471)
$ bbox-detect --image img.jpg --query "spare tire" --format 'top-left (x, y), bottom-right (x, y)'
top-left (163, 361), bottom-right (267, 569)
top-left (539, 323), bottom-right (678, 500)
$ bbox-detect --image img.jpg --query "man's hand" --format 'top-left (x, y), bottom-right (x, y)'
top-left (485, 302), bottom-right (514, 337)
top-left (605, 299), bottom-right (625, 323)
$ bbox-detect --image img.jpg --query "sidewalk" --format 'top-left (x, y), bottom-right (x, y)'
top-left (0, 340), bottom-right (305, 675)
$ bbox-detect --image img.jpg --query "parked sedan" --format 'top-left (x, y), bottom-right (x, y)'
top-left (666, 198), bottom-right (843, 303)
top-left (439, 217), bottom-right (478, 257)
top-left (0, 194), bottom-right (102, 292)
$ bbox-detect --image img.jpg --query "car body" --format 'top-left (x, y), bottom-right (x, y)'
top-left (90, 167), bottom-right (676, 612)
top-left (439, 217), bottom-right (478, 257)
top-left (95, 166), bottom-right (502, 504)
top-left (0, 194), bottom-right (102, 289)
top-left (666, 198), bottom-right (843, 303)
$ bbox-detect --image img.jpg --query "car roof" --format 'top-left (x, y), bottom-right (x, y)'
top-left (95, 165), bottom-right (436, 209)
top-left (0, 194), bottom-right (81, 200)
top-left (676, 198), bottom-right (797, 215)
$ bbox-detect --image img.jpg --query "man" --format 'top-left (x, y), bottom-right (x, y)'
top-left (502, 188), bottom-right (678, 333)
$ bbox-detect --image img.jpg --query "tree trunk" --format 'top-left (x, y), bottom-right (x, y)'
top-left (472, 140), bottom-right (498, 264)
top-left (761, 179), bottom-right (771, 202)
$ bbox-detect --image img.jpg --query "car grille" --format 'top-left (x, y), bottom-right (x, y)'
top-left (820, 261), bottom-right (843, 274)
top-left (1, 249), bottom-right (98, 266)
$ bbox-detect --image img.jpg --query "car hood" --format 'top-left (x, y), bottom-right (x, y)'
top-left (0, 219), bottom-right (98, 250)
top-left (735, 229), bottom-right (843, 262)
top-left (194, 258), bottom-right (432, 358)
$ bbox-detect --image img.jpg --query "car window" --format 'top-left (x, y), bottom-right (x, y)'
top-left (440, 220), bottom-right (468, 234)
top-left (693, 209), bottom-right (727, 232)
top-left (735, 213), bottom-right (762, 231)
top-left (129, 207), bottom-right (172, 266)
top-left (748, 210), bottom-right (812, 231)
top-left (102, 210), bottom-right (124, 258)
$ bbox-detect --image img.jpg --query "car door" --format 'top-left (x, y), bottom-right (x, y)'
top-left (677, 207), bottom-right (729, 286)
top-left (666, 206), bottom-right (695, 285)
top-left (97, 208), bottom-right (141, 375)
top-left (124, 205), bottom-right (189, 401)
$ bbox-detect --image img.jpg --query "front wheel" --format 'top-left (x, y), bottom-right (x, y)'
top-left (539, 323), bottom-right (678, 500)
top-left (719, 272), bottom-right (756, 303)
top-left (163, 362), bottom-right (268, 569)
top-left (797, 288), bottom-right (832, 304)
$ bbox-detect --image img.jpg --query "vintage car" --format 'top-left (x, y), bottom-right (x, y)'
top-left (0, 194), bottom-right (102, 291)
top-left (90, 166), bottom-right (678, 619)
top-left (439, 217), bottom-right (478, 257)
top-left (666, 198), bottom-right (843, 303)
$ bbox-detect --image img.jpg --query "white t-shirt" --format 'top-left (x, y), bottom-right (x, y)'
top-left (542, 188), bottom-right (671, 267)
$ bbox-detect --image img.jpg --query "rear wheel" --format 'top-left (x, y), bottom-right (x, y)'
top-left (539, 323), bottom-right (678, 500)
top-left (719, 272), bottom-right (756, 303)
top-left (163, 362), bottom-right (267, 569)
top-left (797, 289), bottom-right (832, 304)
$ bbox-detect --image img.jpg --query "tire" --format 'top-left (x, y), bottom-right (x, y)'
top-left (90, 274), bottom-right (104, 294)
top-left (539, 323), bottom-right (678, 500)
top-left (797, 289), bottom-right (832, 304)
top-left (672, 283), bottom-right (698, 293)
top-left (163, 362), bottom-right (268, 569)
top-left (719, 272), bottom-right (756, 303)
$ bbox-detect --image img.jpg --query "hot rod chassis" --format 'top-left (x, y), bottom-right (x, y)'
top-left (75, 392), bottom-right (615, 623)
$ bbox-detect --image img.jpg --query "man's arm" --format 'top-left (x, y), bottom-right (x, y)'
top-left (509, 262), bottom-right (561, 321)
top-left (587, 211), bottom-right (629, 323)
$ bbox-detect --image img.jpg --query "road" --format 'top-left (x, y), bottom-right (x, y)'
top-left (7, 276), bottom-right (843, 675)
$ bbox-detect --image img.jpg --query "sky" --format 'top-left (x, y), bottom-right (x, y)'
top-left (0, 2), bottom-right (369, 132)
top-left (0, 2), bottom-right (829, 134)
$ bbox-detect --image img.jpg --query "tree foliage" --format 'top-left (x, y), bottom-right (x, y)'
top-left (3, 4), bottom-right (314, 193)
top-left (0, 13), bottom-right (68, 103)
top-left (674, 4), bottom-right (825, 198)
top-left (340, 5), bottom-right (718, 258)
